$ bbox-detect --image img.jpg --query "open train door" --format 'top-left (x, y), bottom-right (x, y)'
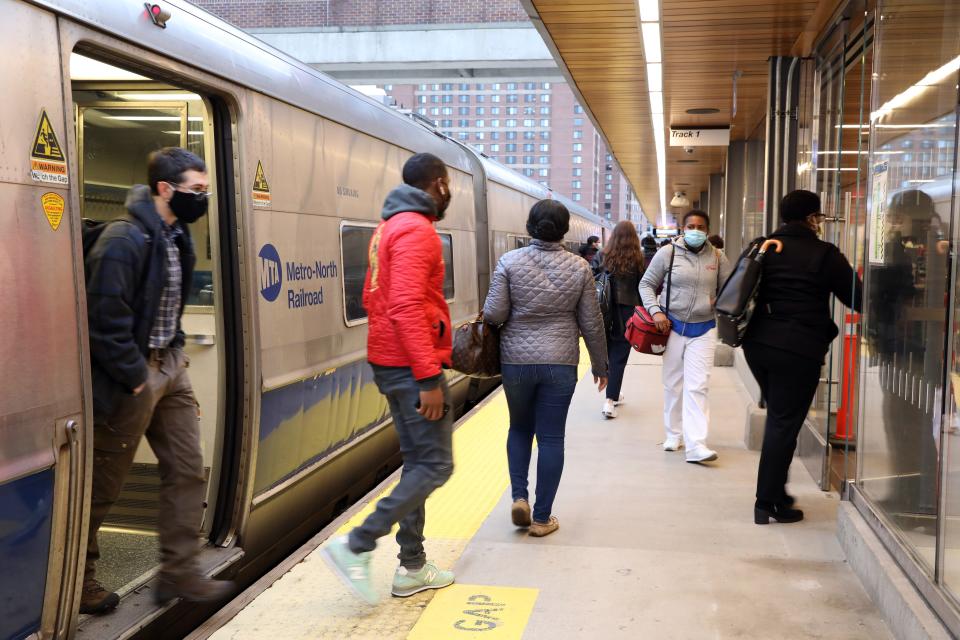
top-left (0, 2), bottom-right (90, 638)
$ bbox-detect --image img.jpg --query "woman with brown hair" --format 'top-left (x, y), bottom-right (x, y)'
top-left (601, 220), bottom-right (646, 418)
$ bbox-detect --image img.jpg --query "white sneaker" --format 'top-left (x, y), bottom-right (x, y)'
top-left (614, 394), bottom-right (625, 406)
top-left (686, 447), bottom-right (719, 463)
top-left (602, 398), bottom-right (617, 419)
top-left (663, 436), bottom-right (682, 451)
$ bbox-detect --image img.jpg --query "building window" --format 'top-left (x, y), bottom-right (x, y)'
top-left (606, 154), bottom-right (613, 161)
top-left (604, 202), bottom-right (611, 210)
top-left (507, 82), bottom-right (518, 90)
top-left (459, 83), bottom-right (470, 91)
top-left (505, 156), bottom-right (517, 164)
top-left (604, 193), bottom-right (612, 200)
top-left (476, 107), bottom-right (485, 115)
top-left (476, 95), bottom-right (485, 103)
top-left (538, 156), bottom-right (548, 164)
top-left (523, 143), bottom-right (535, 152)
top-left (524, 107), bottom-right (536, 115)
top-left (572, 168), bottom-right (582, 176)
top-left (506, 119), bottom-right (518, 127)
top-left (540, 119), bottom-right (550, 127)
top-left (539, 143), bottom-right (550, 152)
top-left (572, 156), bottom-right (583, 164)
top-left (524, 131), bottom-right (536, 140)
top-left (431, 95), bottom-right (439, 104)
top-left (442, 83), bottom-right (453, 91)
top-left (538, 168), bottom-right (549, 177)
top-left (491, 95), bottom-right (501, 103)
top-left (492, 83), bottom-right (501, 91)
top-left (489, 144), bottom-right (500, 152)
top-left (441, 119), bottom-right (453, 127)
top-left (458, 132), bottom-right (469, 141)
top-left (507, 94), bottom-right (519, 103)
top-left (524, 82), bottom-right (537, 90)
top-left (525, 94), bottom-right (536, 103)
top-left (507, 107), bottom-right (519, 115)
top-left (523, 119), bottom-right (535, 127)
top-left (541, 94), bottom-right (551, 103)
top-left (441, 107), bottom-right (453, 115)
top-left (523, 155), bottom-right (534, 164)
top-left (573, 193), bottom-right (582, 201)
top-left (605, 184), bottom-right (613, 191)
top-left (490, 132), bottom-right (500, 140)
top-left (417, 108), bottom-right (426, 115)
top-left (418, 84), bottom-right (428, 91)
top-left (572, 180), bottom-right (582, 189)
top-left (490, 119), bottom-right (500, 128)
top-left (475, 83), bottom-right (485, 90)
top-left (574, 118), bottom-right (584, 126)
top-left (459, 107), bottom-right (470, 115)
top-left (506, 143), bottom-right (517, 152)
top-left (475, 120), bottom-right (485, 127)
top-left (474, 143), bottom-right (484, 152)
top-left (540, 107), bottom-right (551, 115)
top-left (442, 95), bottom-right (452, 103)
top-left (606, 174), bottom-right (613, 181)
top-left (458, 119), bottom-right (469, 127)
top-left (574, 104), bottom-right (584, 113)
top-left (475, 132), bottom-right (485, 140)
top-left (506, 131), bottom-right (517, 140)
top-left (418, 96), bottom-right (427, 104)
top-left (540, 131), bottom-right (550, 140)
top-left (541, 82), bottom-right (551, 90)
top-left (490, 107), bottom-right (500, 115)
top-left (459, 95), bottom-right (470, 103)
top-left (572, 143), bottom-right (583, 152)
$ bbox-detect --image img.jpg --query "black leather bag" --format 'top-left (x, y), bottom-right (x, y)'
top-left (451, 314), bottom-right (501, 378)
top-left (715, 238), bottom-right (782, 347)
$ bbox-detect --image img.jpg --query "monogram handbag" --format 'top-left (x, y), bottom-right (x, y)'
top-left (451, 314), bottom-right (501, 378)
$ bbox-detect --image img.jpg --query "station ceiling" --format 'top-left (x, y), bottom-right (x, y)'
top-left (522, 0), bottom-right (841, 225)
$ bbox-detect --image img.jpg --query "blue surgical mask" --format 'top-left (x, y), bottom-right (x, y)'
top-left (684, 229), bottom-right (707, 248)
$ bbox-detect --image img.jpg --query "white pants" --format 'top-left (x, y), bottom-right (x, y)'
top-left (662, 329), bottom-right (716, 452)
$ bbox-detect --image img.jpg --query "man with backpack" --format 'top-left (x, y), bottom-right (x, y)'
top-left (80, 147), bottom-right (233, 614)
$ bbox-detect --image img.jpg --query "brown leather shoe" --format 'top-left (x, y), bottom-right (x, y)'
top-left (154, 574), bottom-right (235, 605)
top-left (79, 578), bottom-right (120, 614)
top-left (528, 516), bottom-right (559, 537)
top-left (511, 499), bottom-right (532, 527)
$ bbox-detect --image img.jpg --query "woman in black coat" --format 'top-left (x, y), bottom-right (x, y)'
top-left (742, 190), bottom-right (862, 524)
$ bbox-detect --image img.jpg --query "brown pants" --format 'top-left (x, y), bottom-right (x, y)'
top-left (85, 348), bottom-right (206, 582)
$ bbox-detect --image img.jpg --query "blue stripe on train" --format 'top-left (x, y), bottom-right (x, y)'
top-left (0, 468), bottom-right (54, 640)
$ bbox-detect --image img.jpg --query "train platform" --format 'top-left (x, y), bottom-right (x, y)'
top-left (191, 353), bottom-right (892, 640)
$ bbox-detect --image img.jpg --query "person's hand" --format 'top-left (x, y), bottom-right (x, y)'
top-left (594, 375), bottom-right (608, 392)
top-left (132, 383), bottom-right (146, 396)
top-left (653, 312), bottom-right (671, 334)
top-left (418, 387), bottom-right (445, 421)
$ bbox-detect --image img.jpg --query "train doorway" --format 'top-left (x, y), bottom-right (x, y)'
top-left (70, 53), bottom-right (230, 603)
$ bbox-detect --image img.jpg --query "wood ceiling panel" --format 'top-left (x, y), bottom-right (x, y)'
top-left (526, 0), bottom-right (830, 223)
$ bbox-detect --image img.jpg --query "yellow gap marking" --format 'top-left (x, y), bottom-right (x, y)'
top-left (408, 584), bottom-right (538, 639)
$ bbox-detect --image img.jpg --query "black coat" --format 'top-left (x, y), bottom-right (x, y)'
top-left (743, 223), bottom-right (862, 362)
top-left (85, 185), bottom-right (196, 419)
top-left (608, 264), bottom-right (643, 337)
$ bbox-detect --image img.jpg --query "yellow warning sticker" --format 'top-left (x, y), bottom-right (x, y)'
top-left (41, 192), bottom-right (65, 231)
top-left (252, 160), bottom-right (271, 207)
top-left (407, 585), bottom-right (538, 639)
top-left (30, 109), bottom-right (68, 185)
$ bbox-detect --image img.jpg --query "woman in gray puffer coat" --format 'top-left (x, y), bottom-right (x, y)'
top-left (483, 200), bottom-right (608, 538)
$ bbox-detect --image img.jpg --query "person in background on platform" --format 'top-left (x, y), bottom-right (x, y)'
top-left (82, 147), bottom-right (233, 614)
top-left (641, 234), bottom-right (659, 264)
top-left (600, 220), bottom-right (646, 419)
top-left (640, 210), bottom-right (731, 463)
top-left (484, 200), bottom-right (608, 537)
top-left (323, 153), bottom-right (455, 604)
top-left (743, 190), bottom-right (862, 524)
top-left (708, 234), bottom-right (724, 251)
top-left (579, 234), bottom-right (602, 272)
top-left (658, 237), bottom-right (672, 249)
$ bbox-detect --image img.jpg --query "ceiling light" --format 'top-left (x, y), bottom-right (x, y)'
top-left (686, 107), bottom-right (720, 115)
top-left (872, 55), bottom-right (960, 121)
top-left (70, 53), bottom-right (147, 81)
top-left (670, 192), bottom-right (690, 207)
top-left (646, 63), bottom-right (663, 92)
top-left (637, 0), bottom-right (659, 22)
top-left (119, 93), bottom-right (201, 101)
top-left (649, 91), bottom-right (663, 115)
top-left (641, 23), bottom-right (662, 63)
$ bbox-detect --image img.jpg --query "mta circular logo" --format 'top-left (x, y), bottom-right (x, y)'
top-left (258, 243), bottom-right (282, 302)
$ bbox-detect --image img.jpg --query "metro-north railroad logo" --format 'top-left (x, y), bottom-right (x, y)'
top-left (258, 244), bottom-right (282, 302)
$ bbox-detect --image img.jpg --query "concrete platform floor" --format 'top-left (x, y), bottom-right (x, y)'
top-left (209, 353), bottom-right (891, 639)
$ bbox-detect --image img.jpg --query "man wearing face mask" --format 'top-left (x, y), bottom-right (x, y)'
top-left (641, 210), bottom-right (732, 463)
top-left (323, 153), bottom-right (456, 605)
top-left (742, 190), bottom-right (862, 525)
top-left (81, 147), bottom-right (233, 614)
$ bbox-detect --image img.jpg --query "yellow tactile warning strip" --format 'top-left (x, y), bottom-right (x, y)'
top-left (407, 585), bottom-right (539, 639)
top-left (210, 348), bottom-right (591, 639)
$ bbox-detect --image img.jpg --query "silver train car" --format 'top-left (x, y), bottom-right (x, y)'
top-left (0, 1), bottom-right (611, 638)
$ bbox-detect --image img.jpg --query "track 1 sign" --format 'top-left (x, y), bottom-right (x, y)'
top-left (669, 127), bottom-right (730, 147)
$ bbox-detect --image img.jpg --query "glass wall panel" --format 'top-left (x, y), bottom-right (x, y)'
top-left (859, 0), bottom-right (959, 578)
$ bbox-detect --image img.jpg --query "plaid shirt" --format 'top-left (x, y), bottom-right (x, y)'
top-left (148, 223), bottom-right (183, 349)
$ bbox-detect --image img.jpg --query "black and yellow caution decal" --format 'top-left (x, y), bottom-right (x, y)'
top-left (30, 109), bottom-right (68, 185)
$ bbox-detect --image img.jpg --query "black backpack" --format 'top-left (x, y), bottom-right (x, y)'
top-left (715, 237), bottom-right (781, 347)
top-left (595, 270), bottom-right (613, 333)
top-left (81, 217), bottom-right (145, 281)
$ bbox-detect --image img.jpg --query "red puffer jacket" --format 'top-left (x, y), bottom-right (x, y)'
top-left (364, 184), bottom-right (451, 385)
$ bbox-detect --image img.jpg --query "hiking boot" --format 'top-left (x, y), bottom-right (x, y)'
top-left (601, 398), bottom-right (617, 419)
top-left (528, 516), bottom-right (560, 537)
top-left (79, 578), bottom-right (119, 615)
top-left (391, 562), bottom-right (455, 597)
top-left (511, 498), bottom-right (532, 527)
top-left (154, 574), bottom-right (234, 606)
top-left (662, 435), bottom-right (682, 451)
top-left (321, 535), bottom-right (377, 605)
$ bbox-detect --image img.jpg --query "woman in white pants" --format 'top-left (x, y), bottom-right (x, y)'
top-left (639, 210), bottom-right (732, 463)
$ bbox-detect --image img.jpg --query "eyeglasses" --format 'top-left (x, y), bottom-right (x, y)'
top-left (166, 181), bottom-right (213, 200)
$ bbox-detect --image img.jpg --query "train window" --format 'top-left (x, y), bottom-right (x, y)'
top-left (341, 224), bottom-right (376, 323)
top-left (439, 234), bottom-right (455, 301)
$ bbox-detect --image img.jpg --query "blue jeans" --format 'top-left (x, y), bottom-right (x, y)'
top-left (501, 363), bottom-right (578, 522)
top-left (349, 365), bottom-right (454, 569)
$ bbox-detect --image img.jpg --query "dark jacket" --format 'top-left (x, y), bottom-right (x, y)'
top-left (609, 266), bottom-right (643, 337)
top-left (85, 185), bottom-right (196, 419)
top-left (743, 223), bottom-right (862, 362)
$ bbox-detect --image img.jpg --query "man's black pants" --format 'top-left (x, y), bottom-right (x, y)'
top-left (743, 341), bottom-right (822, 505)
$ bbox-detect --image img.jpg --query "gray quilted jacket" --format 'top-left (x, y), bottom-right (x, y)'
top-left (483, 240), bottom-right (608, 377)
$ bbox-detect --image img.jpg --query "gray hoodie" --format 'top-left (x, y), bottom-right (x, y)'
top-left (639, 238), bottom-right (732, 324)
top-left (381, 183), bottom-right (438, 220)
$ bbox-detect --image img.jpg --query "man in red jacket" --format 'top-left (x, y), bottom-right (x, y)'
top-left (323, 153), bottom-right (455, 604)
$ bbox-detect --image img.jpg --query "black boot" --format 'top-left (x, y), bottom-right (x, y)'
top-left (754, 500), bottom-right (803, 525)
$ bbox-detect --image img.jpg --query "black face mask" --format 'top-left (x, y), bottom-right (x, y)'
top-left (169, 189), bottom-right (208, 224)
